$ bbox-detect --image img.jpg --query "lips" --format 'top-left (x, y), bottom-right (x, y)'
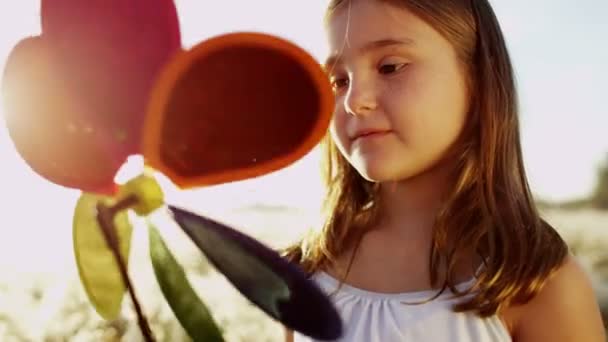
top-left (351, 129), bottom-right (391, 141)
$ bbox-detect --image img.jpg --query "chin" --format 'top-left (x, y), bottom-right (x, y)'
top-left (349, 153), bottom-right (395, 182)
top-left (352, 157), bottom-right (430, 183)
top-left (353, 163), bottom-right (405, 183)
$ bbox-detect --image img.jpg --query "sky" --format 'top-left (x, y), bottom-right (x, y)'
top-left (0, 0), bottom-right (606, 272)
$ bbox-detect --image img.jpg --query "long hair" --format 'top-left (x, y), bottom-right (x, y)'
top-left (282, 0), bottom-right (568, 317)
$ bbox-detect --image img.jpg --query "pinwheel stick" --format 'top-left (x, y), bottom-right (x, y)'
top-left (96, 195), bottom-right (156, 342)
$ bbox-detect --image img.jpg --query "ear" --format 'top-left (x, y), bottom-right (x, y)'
top-left (143, 32), bottom-right (334, 188)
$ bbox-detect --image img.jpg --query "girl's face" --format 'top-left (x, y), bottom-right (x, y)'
top-left (325, 0), bottom-right (470, 183)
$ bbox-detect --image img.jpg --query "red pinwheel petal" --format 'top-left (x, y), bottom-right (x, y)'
top-left (0, 1), bottom-right (183, 192)
top-left (2, 37), bottom-right (122, 194)
top-left (40, 0), bottom-right (182, 158)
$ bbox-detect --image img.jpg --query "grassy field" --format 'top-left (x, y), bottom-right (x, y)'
top-left (0, 206), bottom-right (606, 341)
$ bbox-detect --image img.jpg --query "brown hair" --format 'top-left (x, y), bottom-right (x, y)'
top-left (282, 0), bottom-right (568, 317)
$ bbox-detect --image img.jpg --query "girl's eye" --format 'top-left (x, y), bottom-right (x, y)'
top-left (330, 77), bottom-right (349, 91)
top-left (378, 63), bottom-right (407, 75)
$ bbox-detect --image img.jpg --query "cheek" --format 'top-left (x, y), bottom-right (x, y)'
top-left (388, 66), bottom-right (468, 147)
top-left (427, 75), bottom-right (468, 143)
top-left (329, 110), bottom-right (350, 152)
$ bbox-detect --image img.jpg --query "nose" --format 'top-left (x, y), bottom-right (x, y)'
top-left (343, 77), bottom-right (378, 116)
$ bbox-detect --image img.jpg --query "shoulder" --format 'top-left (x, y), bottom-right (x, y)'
top-left (506, 254), bottom-right (605, 341)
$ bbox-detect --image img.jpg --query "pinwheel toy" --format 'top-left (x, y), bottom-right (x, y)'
top-left (1, 0), bottom-right (342, 341)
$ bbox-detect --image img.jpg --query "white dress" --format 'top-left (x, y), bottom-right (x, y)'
top-left (293, 271), bottom-right (512, 342)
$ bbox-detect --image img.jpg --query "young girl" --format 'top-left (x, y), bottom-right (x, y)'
top-left (283, 0), bottom-right (605, 341)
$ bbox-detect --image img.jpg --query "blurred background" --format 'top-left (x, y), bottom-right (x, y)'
top-left (0, 0), bottom-right (606, 341)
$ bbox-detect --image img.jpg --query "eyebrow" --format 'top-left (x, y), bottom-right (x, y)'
top-left (323, 38), bottom-right (414, 70)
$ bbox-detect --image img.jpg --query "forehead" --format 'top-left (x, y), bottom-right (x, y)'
top-left (324, 1), bottom-right (432, 61)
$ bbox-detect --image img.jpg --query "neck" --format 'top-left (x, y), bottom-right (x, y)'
top-left (376, 159), bottom-right (457, 236)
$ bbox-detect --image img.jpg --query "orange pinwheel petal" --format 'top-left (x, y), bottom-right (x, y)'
top-left (143, 32), bottom-right (334, 188)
